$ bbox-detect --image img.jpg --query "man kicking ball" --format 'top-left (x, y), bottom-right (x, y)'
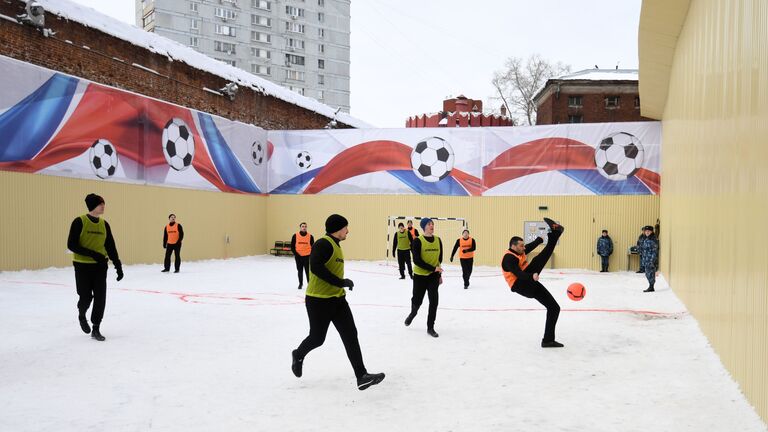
top-left (502, 218), bottom-right (565, 348)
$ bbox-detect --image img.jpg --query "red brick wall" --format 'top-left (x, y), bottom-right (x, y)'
top-left (0, 1), bottom-right (352, 130)
top-left (536, 84), bottom-right (653, 125)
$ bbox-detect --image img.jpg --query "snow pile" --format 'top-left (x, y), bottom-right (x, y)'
top-left (25, 0), bottom-right (372, 128)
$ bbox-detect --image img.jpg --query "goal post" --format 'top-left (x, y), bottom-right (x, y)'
top-left (386, 216), bottom-right (468, 264)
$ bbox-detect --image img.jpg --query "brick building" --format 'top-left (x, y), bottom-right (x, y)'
top-left (534, 69), bottom-right (652, 125)
top-left (406, 95), bottom-right (513, 128)
top-left (0, 0), bottom-right (367, 130)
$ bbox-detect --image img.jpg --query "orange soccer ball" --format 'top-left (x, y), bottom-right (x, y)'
top-left (567, 283), bottom-right (586, 301)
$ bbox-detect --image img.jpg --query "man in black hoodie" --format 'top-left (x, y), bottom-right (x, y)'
top-left (67, 194), bottom-right (123, 341)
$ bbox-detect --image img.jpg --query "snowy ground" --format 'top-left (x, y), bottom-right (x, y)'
top-left (1, 256), bottom-right (765, 432)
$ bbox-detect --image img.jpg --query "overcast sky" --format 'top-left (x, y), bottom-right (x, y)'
top-left (68, 0), bottom-right (641, 127)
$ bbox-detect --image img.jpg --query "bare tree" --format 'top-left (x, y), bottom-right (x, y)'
top-left (491, 54), bottom-right (571, 126)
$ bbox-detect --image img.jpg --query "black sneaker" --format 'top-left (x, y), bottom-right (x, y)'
top-left (636, 269), bottom-right (645, 273)
top-left (357, 372), bottom-right (385, 390)
top-left (174, 269), bottom-right (180, 273)
top-left (404, 313), bottom-right (415, 326)
top-left (463, 284), bottom-right (469, 289)
top-left (427, 328), bottom-right (439, 338)
top-left (91, 327), bottom-right (105, 342)
top-left (297, 284), bottom-right (302, 290)
top-left (541, 340), bottom-right (564, 348)
top-left (398, 276), bottom-right (406, 280)
top-left (643, 287), bottom-right (655, 292)
top-left (161, 269), bottom-right (170, 273)
top-left (78, 316), bottom-right (91, 334)
top-left (543, 217), bottom-right (565, 233)
top-left (291, 350), bottom-right (303, 377)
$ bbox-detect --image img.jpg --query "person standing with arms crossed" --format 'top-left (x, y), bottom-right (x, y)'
top-left (404, 218), bottom-right (443, 338)
top-left (67, 194), bottom-right (123, 341)
top-left (291, 214), bottom-right (385, 390)
top-left (162, 214), bottom-right (184, 273)
top-left (450, 229), bottom-right (476, 289)
top-left (291, 222), bottom-right (314, 290)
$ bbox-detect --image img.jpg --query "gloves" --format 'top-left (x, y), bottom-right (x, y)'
top-left (90, 252), bottom-right (107, 265)
top-left (163, 243), bottom-right (167, 249)
top-left (114, 261), bottom-right (124, 281)
top-left (342, 278), bottom-right (354, 290)
top-left (462, 249), bottom-right (469, 253)
top-left (450, 257), bottom-right (454, 262)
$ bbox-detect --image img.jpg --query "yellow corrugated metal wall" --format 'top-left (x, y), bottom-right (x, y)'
top-left (0, 170), bottom-right (267, 270)
top-left (643, 0), bottom-right (768, 422)
top-left (266, 194), bottom-right (659, 269)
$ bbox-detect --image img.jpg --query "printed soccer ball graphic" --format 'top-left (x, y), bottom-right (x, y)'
top-left (410, 136), bottom-right (455, 182)
top-left (594, 132), bottom-right (645, 181)
top-left (162, 118), bottom-right (195, 171)
top-left (296, 151), bottom-right (312, 169)
top-left (251, 141), bottom-right (265, 165)
top-left (89, 139), bottom-right (119, 179)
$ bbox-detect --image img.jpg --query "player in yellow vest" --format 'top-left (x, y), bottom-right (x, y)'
top-left (404, 218), bottom-right (443, 338)
top-left (291, 214), bottom-right (385, 391)
top-left (501, 218), bottom-right (564, 348)
top-left (66, 194), bottom-right (123, 341)
top-left (291, 222), bottom-right (314, 289)
top-left (391, 222), bottom-right (414, 279)
top-left (162, 213), bottom-right (184, 273)
top-left (450, 229), bottom-right (476, 289)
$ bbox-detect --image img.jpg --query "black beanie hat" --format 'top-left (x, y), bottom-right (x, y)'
top-left (85, 193), bottom-right (104, 211)
top-left (325, 214), bottom-right (348, 234)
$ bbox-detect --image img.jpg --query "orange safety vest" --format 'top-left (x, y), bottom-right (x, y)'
top-left (502, 250), bottom-right (528, 287)
top-left (408, 227), bottom-right (417, 239)
top-left (166, 223), bottom-right (180, 245)
top-left (458, 237), bottom-right (474, 259)
top-left (295, 232), bottom-right (312, 256)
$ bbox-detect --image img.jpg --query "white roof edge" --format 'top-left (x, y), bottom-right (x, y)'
top-left (556, 69), bottom-right (639, 81)
top-left (28, 0), bottom-right (373, 128)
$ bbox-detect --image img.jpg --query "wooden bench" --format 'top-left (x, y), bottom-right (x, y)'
top-left (269, 240), bottom-right (293, 257)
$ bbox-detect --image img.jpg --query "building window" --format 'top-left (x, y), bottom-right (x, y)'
top-left (215, 7), bottom-right (237, 20)
top-left (215, 24), bottom-right (237, 37)
top-left (288, 86), bottom-right (305, 96)
top-left (252, 14), bottom-right (272, 27)
top-left (285, 6), bottom-right (305, 17)
top-left (189, 2), bottom-right (198, 12)
top-left (215, 41), bottom-right (237, 54)
top-left (318, 28), bottom-right (325, 38)
top-left (318, 44), bottom-right (324, 54)
top-left (318, 59), bottom-right (325, 69)
top-left (142, 11), bottom-right (155, 28)
top-left (221, 0), bottom-right (238, 4)
top-left (216, 58), bottom-right (237, 67)
top-left (318, 12), bottom-right (324, 22)
top-left (189, 37), bottom-right (199, 47)
top-left (634, 96), bottom-right (641, 109)
top-left (568, 115), bottom-right (583, 123)
top-left (605, 96), bottom-right (620, 108)
top-left (251, 47), bottom-right (271, 58)
top-left (286, 70), bottom-right (305, 81)
top-left (252, 0), bottom-right (271, 10)
top-left (318, 0), bottom-right (324, 6)
top-left (251, 31), bottom-right (271, 43)
top-left (251, 64), bottom-right (271, 75)
top-left (285, 54), bottom-right (305, 65)
top-left (567, 95), bottom-right (582, 107)
top-left (317, 74), bottom-right (324, 85)
top-left (318, 90), bottom-right (324, 100)
top-left (285, 22), bottom-right (305, 33)
top-left (190, 18), bottom-right (199, 30)
top-left (286, 38), bottom-right (305, 51)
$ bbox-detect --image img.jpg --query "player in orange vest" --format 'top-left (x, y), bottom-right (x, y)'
top-left (291, 222), bottom-right (315, 289)
top-left (406, 220), bottom-right (419, 240)
top-left (162, 213), bottom-right (184, 273)
top-left (450, 229), bottom-right (476, 289)
top-left (501, 218), bottom-right (564, 348)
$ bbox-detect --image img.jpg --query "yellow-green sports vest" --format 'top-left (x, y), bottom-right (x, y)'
top-left (306, 236), bottom-right (345, 298)
top-left (413, 236), bottom-right (441, 276)
top-left (73, 215), bottom-right (107, 264)
top-left (396, 231), bottom-right (411, 250)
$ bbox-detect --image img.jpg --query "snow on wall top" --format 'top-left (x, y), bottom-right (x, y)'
top-left (25, 0), bottom-right (372, 128)
top-left (557, 69), bottom-right (639, 81)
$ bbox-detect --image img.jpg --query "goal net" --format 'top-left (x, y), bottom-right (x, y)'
top-left (386, 216), bottom-right (468, 265)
